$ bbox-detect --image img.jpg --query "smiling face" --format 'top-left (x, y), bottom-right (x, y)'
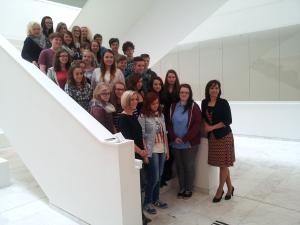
top-left (129, 93), bottom-right (138, 110)
top-left (100, 88), bottom-right (111, 103)
top-left (51, 37), bottom-right (62, 49)
top-left (117, 59), bottom-right (127, 71)
top-left (82, 51), bottom-right (93, 65)
top-left (179, 87), bottom-right (190, 102)
top-left (111, 42), bottom-right (119, 53)
top-left (31, 24), bottom-right (41, 37)
top-left (166, 72), bottom-right (176, 85)
top-left (91, 41), bottom-right (100, 53)
top-left (63, 33), bottom-right (72, 45)
top-left (209, 83), bottom-right (220, 99)
top-left (152, 79), bottom-right (162, 93)
top-left (134, 61), bottom-right (145, 74)
top-left (58, 52), bottom-right (69, 65)
top-left (150, 98), bottom-right (160, 113)
top-left (103, 51), bottom-right (114, 67)
top-left (73, 68), bottom-right (84, 84)
top-left (114, 83), bottom-right (125, 99)
top-left (44, 18), bottom-right (53, 30)
top-left (81, 27), bottom-right (88, 38)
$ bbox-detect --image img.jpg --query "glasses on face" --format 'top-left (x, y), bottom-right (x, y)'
top-left (101, 92), bottom-right (110, 96)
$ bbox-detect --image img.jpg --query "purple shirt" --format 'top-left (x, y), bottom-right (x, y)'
top-left (38, 48), bottom-right (55, 73)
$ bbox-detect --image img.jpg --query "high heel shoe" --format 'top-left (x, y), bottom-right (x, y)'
top-left (212, 190), bottom-right (224, 203)
top-left (225, 186), bottom-right (234, 200)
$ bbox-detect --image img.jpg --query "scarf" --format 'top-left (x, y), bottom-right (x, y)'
top-left (30, 35), bottom-right (47, 49)
top-left (91, 99), bottom-right (116, 113)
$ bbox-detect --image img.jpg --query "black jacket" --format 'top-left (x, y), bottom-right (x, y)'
top-left (201, 98), bottom-right (232, 139)
top-left (21, 37), bottom-right (43, 63)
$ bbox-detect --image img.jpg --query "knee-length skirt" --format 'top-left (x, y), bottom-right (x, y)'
top-left (208, 132), bottom-right (235, 167)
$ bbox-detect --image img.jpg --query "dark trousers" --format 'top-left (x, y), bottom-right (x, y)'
top-left (161, 146), bottom-right (174, 182)
top-left (172, 145), bottom-right (198, 191)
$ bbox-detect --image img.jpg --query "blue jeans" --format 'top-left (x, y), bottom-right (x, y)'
top-left (144, 153), bottom-right (165, 205)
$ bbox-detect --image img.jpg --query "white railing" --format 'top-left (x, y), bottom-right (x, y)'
top-left (0, 34), bottom-right (142, 225)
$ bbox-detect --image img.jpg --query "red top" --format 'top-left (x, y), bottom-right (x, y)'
top-left (56, 71), bottom-right (68, 89)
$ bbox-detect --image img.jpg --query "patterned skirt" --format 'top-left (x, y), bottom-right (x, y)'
top-left (208, 132), bottom-right (235, 167)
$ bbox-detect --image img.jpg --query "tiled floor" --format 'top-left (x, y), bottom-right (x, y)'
top-left (1, 136), bottom-right (300, 225)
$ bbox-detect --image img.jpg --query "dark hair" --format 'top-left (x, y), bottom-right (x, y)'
top-left (53, 48), bottom-right (71, 72)
top-left (67, 64), bottom-right (86, 86)
top-left (55, 22), bottom-right (67, 33)
top-left (109, 38), bottom-right (119, 46)
top-left (133, 56), bottom-right (144, 64)
top-left (110, 81), bottom-right (125, 106)
top-left (179, 83), bottom-right (194, 113)
top-left (41, 16), bottom-right (53, 37)
top-left (140, 53), bottom-right (150, 59)
top-left (122, 41), bottom-right (135, 53)
top-left (116, 55), bottom-right (127, 63)
top-left (205, 80), bottom-right (222, 100)
top-left (149, 76), bottom-right (164, 94)
top-left (126, 73), bottom-right (142, 91)
top-left (63, 31), bottom-right (75, 48)
top-left (100, 49), bottom-right (116, 81)
top-left (49, 32), bottom-right (63, 41)
top-left (93, 34), bottom-right (102, 39)
top-left (142, 92), bottom-right (162, 117)
top-left (163, 69), bottom-right (180, 95)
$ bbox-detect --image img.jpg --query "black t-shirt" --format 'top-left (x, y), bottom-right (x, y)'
top-left (118, 113), bottom-right (144, 159)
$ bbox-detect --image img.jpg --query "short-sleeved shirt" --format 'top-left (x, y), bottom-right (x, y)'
top-left (38, 48), bottom-right (55, 73)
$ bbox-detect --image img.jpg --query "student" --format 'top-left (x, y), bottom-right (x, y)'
top-left (62, 31), bottom-right (81, 60)
top-left (91, 50), bottom-right (125, 90)
top-left (80, 26), bottom-right (92, 46)
top-left (47, 48), bottom-right (71, 89)
top-left (201, 80), bottom-right (235, 203)
top-left (140, 54), bottom-right (157, 93)
top-left (138, 92), bottom-right (169, 215)
top-left (65, 63), bottom-right (92, 111)
top-left (110, 82), bottom-right (126, 132)
top-left (90, 40), bottom-right (101, 65)
top-left (38, 32), bottom-right (63, 74)
top-left (126, 73), bottom-right (144, 116)
top-left (116, 55), bottom-right (127, 75)
top-left (81, 50), bottom-right (96, 84)
top-left (122, 41), bottom-right (135, 78)
top-left (90, 83), bottom-right (116, 133)
top-left (93, 34), bottom-right (107, 58)
top-left (71, 26), bottom-right (81, 49)
top-left (21, 22), bottom-right (46, 66)
top-left (41, 16), bottom-right (53, 48)
top-left (168, 84), bottom-right (201, 198)
top-left (109, 38), bottom-right (121, 60)
top-left (126, 56), bottom-right (145, 81)
top-left (55, 22), bottom-right (67, 34)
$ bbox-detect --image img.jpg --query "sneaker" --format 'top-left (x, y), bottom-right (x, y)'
top-left (177, 189), bottom-right (185, 198)
top-left (183, 190), bottom-right (193, 198)
top-left (153, 200), bottom-right (168, 209)
top-left (144, 204), bottom-right (157, 214)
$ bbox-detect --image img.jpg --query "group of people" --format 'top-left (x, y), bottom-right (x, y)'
top-left (21, 16), bottom-right (236, 225)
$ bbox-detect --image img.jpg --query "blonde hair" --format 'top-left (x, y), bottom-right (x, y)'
top-left (27, 22), bottom-right (41, 36)
top-left (82, 49), bottom-right (97, 68)
top-left (80, 26), bottom-right (92, 42)
top-left (93, 83), bottom-right (110, 100)
top-left (121, 90), bottom-right (137, 110)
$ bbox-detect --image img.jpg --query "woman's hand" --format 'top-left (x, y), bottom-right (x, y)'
top-left (139, 149), bottom-right (148, 158)
top-left (175, 137), bottom-right (183, 144)
top-left (204, 123), bottom-right (215, 132)
top-left (165, 151), bottom-right (170, 160)
top-left (143, 157), bottom-right (149, 164)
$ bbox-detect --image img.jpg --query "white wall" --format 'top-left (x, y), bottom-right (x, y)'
top-left (0, 34), bottom-right (141, 225)
top-left (153, 24), bottom-right (300, 101)
top-left (180, 0), bottom-right (300, 44)
top-left (0, 0), bottom-right (80, 41)
top-left (73, 0), bottom-right (228, 65)
top-left (230, 101), bottom-right (300, 141)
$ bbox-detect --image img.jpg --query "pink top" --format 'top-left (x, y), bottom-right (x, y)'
top-left (56, 71), bottom-right (68, 89)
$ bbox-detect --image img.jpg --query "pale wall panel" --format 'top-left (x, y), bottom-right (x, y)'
top-left (249, 29), bottom-right (280, 100)
top-left (178, 43), bottom-right (201, 100)
top-left (160, 51), bottom-right (179, 81)
top-left (199, 40), bottom-right (223, 99)
top-left (279, 25), bottom-right (300, 100)
top-left (222, 35), bottom-right (249, 100)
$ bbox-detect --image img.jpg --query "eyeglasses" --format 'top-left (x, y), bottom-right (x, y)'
top-left (101, 92), bottom-right (110, 96)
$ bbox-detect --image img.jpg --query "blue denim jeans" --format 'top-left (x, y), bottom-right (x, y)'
top-left (144, 153), bottom-right (166, 205)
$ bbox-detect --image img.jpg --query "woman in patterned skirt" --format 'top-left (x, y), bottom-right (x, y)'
top-left (201, 80), bottom-right (235, 203)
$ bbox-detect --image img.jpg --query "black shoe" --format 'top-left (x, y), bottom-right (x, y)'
top-left (212, 190), bottom-right (224, 203)
top-left (177, 190), bottom-right (185, 198)
top-left (225, 186), bottom-right (234, 200)
top-left (183, 190), bottom-right (193, 198)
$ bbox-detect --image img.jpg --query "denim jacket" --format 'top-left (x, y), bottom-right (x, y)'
top-left (138, 113), bottom-right (168, 157)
